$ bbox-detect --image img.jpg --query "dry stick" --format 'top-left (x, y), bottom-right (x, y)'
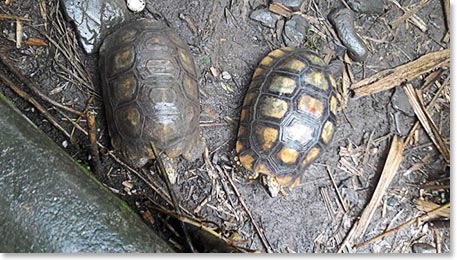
top-left (150, 142), bottom-right (195, 253)
top-left (338, 136), bottom-right (406, 252)
top-left (351, 49), bottom-right (450, 97)
top-left (0, 43), bottom-right (84, 116)
top-left (353, 202), bottom-right (450, 249)
top-left (415, 200), bottom-right (450, 219)
top-left (404, 77), bottom-right (448, 145)
top-left (0, 73), bottom-right (71, 138)
top-left (0, 14), bottom-right (32, 21)
top-left (220, 168), bottom-right (274, 253)
top-left (86, 111), bottom-right (102, 175)
top-left (147, 198), bottom-right (256, 253)
top-left (403, 84), bottom-right (450, 165)
top-left (326, 165), bottom-right (349, 213)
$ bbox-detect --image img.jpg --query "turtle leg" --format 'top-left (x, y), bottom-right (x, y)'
top-left (157, 153), bottom-right (177, 184)
top-left (182, 133), bottom-right (206, 161)
top-left (129, 157), bottom-right (149, 168)
top-left (260, 175), bottom-right (287, 197)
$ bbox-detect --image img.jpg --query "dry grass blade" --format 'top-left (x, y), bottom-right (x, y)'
top-left (415, 199), bottom-right (450, 219)
top-left (339, 136), bottom-right (406, 252)
top-left (353, 202), bottom-right (450, 249)
top-left (0, 13), bottom-right (32, 21)
top-left (268, 3), bottom-right (292, 18)
top-left (389, 0), bottom-right (430, 32)
top-left (403, 84), bottom-right (450, 165)
top-left (352, 49), bottom-right (450, 97)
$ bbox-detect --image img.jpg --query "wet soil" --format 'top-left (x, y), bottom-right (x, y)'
top-left (0, 0), bottom-right (450, 253)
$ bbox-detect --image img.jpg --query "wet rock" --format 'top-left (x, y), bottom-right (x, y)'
top-left (271, 0), bottom-right (303, 9)
top-left (347, 0), bottom-right (385, 14)
top-left (250, 7), bottom-right (280, 28)
top-left (0, 93), bottom-right (173, 253)
top-left (391, 87), bottom-right (415, 116)
top-left (61, 0), bottom-right (134, 54)
top-left (412, 243), bottom-right (436, 253)
top-left (328, 8), bottom-right (368, 62)
top-left (283, 14), bottom-right (309, 47)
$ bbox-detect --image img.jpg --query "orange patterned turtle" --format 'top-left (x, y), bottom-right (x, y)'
top-left (99, 18), bottom-right (205, 182)
top-left (236, 47), bottom-right (338, 196)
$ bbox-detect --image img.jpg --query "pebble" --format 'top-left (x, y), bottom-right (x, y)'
top-left (126, 0), bottom-right (146, 13)
top-left (250, 7), bottom-right (280, 28)
top-left (346, 0), bottom-right (385, 14)
top-left (411, 243), bottom-right (436, 253)
top-left (271, 0), bottom-right (303, 9)
top-left (283, 14), bottom-right (309, 47)
top-left (391, 87), bottom-right (416, 116)
top-left (221, 71), bottom-right (232, 80)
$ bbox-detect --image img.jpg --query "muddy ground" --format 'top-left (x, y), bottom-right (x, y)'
top-left (0, 0), bottom-right (450, 253)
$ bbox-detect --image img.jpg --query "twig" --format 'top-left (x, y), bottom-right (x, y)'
top-left (339, 136), bottom-right (405, 251)
top-left (86, 110), bottom-right (102, 175)
top-left (351, 49), bottom-right (450, 97)
top-left (403, 84), bottom-right (450, 164)
top-left (326, 165), bottom-right (349, 213)
top-left (220, 167), bottom-right (274, 253)
top-left (0, 13), bottom-right (32, 21)
top-left (0, 73), bottom-right (71, 138)
top-left (0, 38), bottom-right (83, 116)
top-left (353, 202), bottom-right (450, 249)
top-left (150, 142), bottom-right (195, 253)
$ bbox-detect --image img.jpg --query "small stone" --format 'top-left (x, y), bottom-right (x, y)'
top-left (391, 87), bottom-right (416, 116)
top-left (250, 7), bottom-right (281, 28)
top-left (386, 197), bottom-right (398, 207)
top-left (62, 140), bottom-right (69, 148)
top-left (61, 0), bottom-right (134, 54)
top-left (412, 243), bottom-right (436, 253)
top-left (347, 0), bottom-right (385, 14)
top-left (283, 14), bottom-right (309, 48)
top-left (126, 0), bottom-right (145, 12)
top-left (272, 0), bottom-right (303, 9)
top-left (221, 71), bottom-right (231, 80)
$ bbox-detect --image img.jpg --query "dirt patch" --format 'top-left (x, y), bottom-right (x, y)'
top-left (0, 0), bottom-right (450, 253)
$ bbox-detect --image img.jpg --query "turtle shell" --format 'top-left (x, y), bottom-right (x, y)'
top-left (99, 18), bottom-right (202, 166)
top-left (236, 47), bottom-right (338, 189)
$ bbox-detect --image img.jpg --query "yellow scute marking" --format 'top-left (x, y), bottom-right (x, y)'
top-left (268, 76), bottom-right (296, 94)
top-left (260, 56), bottom-right (274, 66)
top-left (254, 162), bottom-right (272, 175)
top-left (330, 96), bottom-right (337, 114)
top-left (279, 59), bottom-right (306, 72)
top-left (276, 175), bottom-right (294, 187)
top-left (259, 96), bottom-right (288, 119)
top-left (277, 147), bottom-right (299, 164)
top-left (305, 71), bottom-right (328, 91)
top-left (115, 76), bottom-right (136, 100)
top-left (252, 68), bottom-right (264, 78)
top-left (239, 153), bottom-right (255, 171)
top-left (297, 94), bottom-right (324, 118)
top-left (126, 108), bottom-right (140, 126)
top-left (321, 121), bottom-right (334, 144)
top-left (235, 141), bottom-right (243, 154)
top-left (255, 126), bottom-right (278, 150)
top-left (268, 49), bottom-right (285, 58)
top-left (301, 147), bottom-right (320, 168)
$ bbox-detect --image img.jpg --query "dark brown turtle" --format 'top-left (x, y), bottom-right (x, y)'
top-left (236, 47), bottom-right (338, 196)
top-left (99, 18), bottom-right (205, 182)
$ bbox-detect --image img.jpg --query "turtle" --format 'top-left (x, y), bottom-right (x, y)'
top-left (99, 18), bottom-right (205, 183)
top-left (236, 47), bottom-right (338, 197)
